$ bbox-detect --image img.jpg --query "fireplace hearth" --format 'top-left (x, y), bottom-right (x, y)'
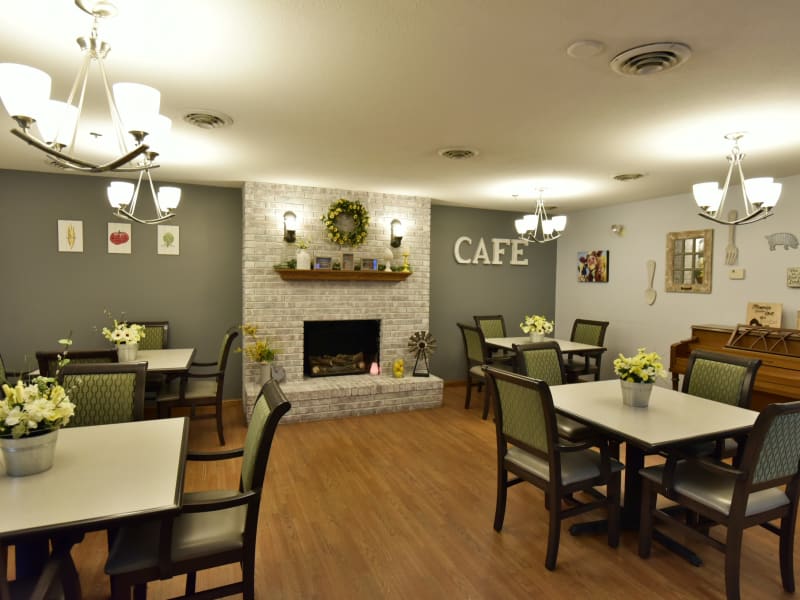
top-left (304, 320), bottom-right (380, 377)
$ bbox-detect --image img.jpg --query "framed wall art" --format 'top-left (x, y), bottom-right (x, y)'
top-left (577, 250), bottom-right (609, 282)
top-left (157, 225), bottom-right (179, 255)
top-left (746, 302), bottom-right (782, 328)
top-left (108, 223), bottom-right (132, 254)
top-left (57, 220), bottom-right (83, 253)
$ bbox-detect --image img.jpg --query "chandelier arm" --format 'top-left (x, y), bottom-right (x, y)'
top-left (145, 168), bottom-right (166, 219)
top-left (115, 209), bottom-right (175, 225)
top-left (697, 209), bottom-right (770, 226)
top-left (733, 156), bottom-right (757, 216)
top-left (96, 55), bottom-right (131, 157)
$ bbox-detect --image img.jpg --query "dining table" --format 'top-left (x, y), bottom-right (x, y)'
top-left (124, 347), bottom-right (195, 374)
top-left (0, 417), bottom-right (189, 596)
top-left (485, 336), bottom-right (605, 355)
top-left (548, 379), bottom-right (758, 564)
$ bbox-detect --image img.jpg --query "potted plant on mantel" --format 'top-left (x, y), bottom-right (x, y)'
top-left (239, 324), bottom-right (278, 384)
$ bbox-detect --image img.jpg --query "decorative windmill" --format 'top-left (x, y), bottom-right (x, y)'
top-left (407, 331), bottom-right (437, 377)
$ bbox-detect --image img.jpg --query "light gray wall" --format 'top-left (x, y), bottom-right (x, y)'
top-left (0, 169), bottom-right (243, 398)
top-left (555, 173), bottom-right (800, 384)
top-left (430, 205), bottom-right (557, 380)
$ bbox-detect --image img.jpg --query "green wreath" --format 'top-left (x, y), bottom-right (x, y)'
top-left (321, 198), bottom-right (369, 246)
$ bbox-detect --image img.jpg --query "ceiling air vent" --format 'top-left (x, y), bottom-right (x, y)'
top-left (610, 42), bottom-right (691, 76)
top-left (613, 173), bottom-right (645, 181)
top-left (438, 148), bottom-right (478, 160)
top-left (182, 110), bottom-right (234, 130)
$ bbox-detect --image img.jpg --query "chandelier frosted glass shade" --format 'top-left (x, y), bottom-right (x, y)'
top-left (515, 190), bottom-right (566, 243)
top-left (693, 133), bottom-right (780, 225)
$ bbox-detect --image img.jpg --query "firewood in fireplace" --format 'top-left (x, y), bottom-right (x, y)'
top-left (309, 352), bottom-right (366, 375)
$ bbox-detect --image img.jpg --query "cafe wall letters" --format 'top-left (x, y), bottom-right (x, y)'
top-left (453, 236), bottom-right (529, 265)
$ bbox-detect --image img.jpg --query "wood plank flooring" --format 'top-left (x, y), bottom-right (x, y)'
top-left (50, 385), bottom-right (798, 598)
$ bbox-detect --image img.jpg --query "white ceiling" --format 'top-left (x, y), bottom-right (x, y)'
top-left (1, 0), bottom-right (799, 213)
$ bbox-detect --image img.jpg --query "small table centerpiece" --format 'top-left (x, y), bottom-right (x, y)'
top-left (239, 324), bottom-right (278, 384)
top-left (520, 314), bottom-right (554, 343)
top-left (102, 316), bottom-right (145, 362)
top-left (0, 338), bottom-right (76, 476)
top-left (613, 347), bottom-right (667, 408)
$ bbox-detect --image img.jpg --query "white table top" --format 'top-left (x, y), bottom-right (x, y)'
top-left (550, 379), bottom-right (758, 450)
top-left (129, 348), bottom-right (195, 372)
top-left (486, 336), bottom-right (605, 353)
top-left (0, 417), bottom-right (188, 539)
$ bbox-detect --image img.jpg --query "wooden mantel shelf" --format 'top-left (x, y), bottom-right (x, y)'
top-left (275, 268), bottom-right (411, 282)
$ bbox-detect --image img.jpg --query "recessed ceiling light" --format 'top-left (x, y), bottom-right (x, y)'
top-left (566, 40), bottom-right (605, 59)
top-left (613, 173), bottom-right (645, 181)
top-left (438, 148), bottom-right (479, 160)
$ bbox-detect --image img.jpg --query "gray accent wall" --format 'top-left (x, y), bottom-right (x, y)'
top-left (430, 205), bottom-right (557, 380)
top-left (0, 169), bottom-right (243, 398)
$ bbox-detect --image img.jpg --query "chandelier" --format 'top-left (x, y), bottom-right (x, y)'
top-left (514, 189), bottom-right (567, 243)
top-left (693, 133), bottom-right (781, 225)
top-left (0, 0), bottom-right (181, 224)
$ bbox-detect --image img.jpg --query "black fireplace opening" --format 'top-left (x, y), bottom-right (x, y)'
top-left (303, 319), bottom-right (380, 377)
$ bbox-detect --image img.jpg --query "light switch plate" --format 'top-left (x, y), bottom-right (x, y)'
top-left (729, 268), bottom-right (745, 280)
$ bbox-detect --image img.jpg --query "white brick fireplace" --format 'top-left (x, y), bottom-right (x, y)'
top-left (241, 182), bottom-right (443, 422)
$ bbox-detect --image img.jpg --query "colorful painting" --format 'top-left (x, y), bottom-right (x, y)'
top-left (577, 250), bottom-right (609, 282)
top-left (158, 225), bottom-right (180, 255)
top-left (108, 223), bottom-right (132, 254)
top-left (57, 220), bottom-right (83, 252)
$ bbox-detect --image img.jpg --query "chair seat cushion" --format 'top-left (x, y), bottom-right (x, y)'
top-left (105, 490), bottom-right (247, 575)
top-left (506, 446), bottom-right (623, 486)
top-left (158, 378), bottom-right (219, 402)
top-left (640, 462), bottom-right (789, 517)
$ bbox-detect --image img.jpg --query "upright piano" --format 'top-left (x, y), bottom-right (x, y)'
top-left (670, 324), bottom-right (800, 412)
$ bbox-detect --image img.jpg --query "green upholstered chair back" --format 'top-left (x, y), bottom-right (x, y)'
top-left (134, 321), bottom-right (169, 350)
top-left (474, 315), bottom-right (507, 339)
top-left (749, 403), bottom-right (800, 486)
top-left (571, 319), bottom-right (609, 346)
top-left (0, 354), bottom-right (7, 390)
top-left (240, 380), bottom-right (291, 492)
top-left (58, 362), bottom-right (146, 427)
top-left (458, 323), bottom-right (487, 366)
top-left (682, 350), bottom-right (761, 408)
top-left (486, 367), bottom-right (555, 457)
top-left (513, 342), bottom-right (565, 386)
top-left (36, 349), bottom-right (118, 378)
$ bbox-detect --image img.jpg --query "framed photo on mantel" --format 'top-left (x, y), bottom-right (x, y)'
top-left (746, 301), bottom-right (782, 328)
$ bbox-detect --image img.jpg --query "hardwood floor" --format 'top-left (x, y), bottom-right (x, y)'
top-left (52, 385), bottom-right (796, 598)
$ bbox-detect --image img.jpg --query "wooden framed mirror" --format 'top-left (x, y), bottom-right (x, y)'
top-left (665, 229), bottom-right (713, 293)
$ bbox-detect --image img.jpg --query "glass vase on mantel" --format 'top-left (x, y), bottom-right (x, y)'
top-left (620, 380), bottom-right (653, 408)
top-left (0, 429), bottom-right (59, 476)
top-left (117, 343), bottom-right (138, 362)
top-left (296, 249), bottom-right (311, 270)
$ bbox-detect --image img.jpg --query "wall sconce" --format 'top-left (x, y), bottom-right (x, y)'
top-left (390, 219), bottom-right (405, 248)
top-left (283, 211), bottom-right (297, 243)
top-left (611, 224), bottom-right (624, 236)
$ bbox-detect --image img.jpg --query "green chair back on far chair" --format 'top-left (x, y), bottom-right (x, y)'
top-left (564, 319), bottom-right (609, 383)
top-left (638, 400), bottom-right (800, 600)
top-left (474, 315), bottom-right (515, 365)
top-left (677, 349), bottom-right (761, 460)
top-left (132, 321), bottom-right (169, 350)
top-left (105, 379), bottom-right (291, 600)
top-left (458, 323), bottom-right (501, 420)
top-left (484, 366), bottom-right (623, 571)
top-left (36, 349), bottom-right (118, 378)
top-left (512, 341), bottom-right (595, 443)
top-left (58, 362), bottom-right (147, 427)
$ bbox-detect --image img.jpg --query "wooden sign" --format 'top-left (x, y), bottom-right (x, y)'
top-left (746, 301), bottom-right (783, 328)
top-left (787, 267), bottom-right (800, 288)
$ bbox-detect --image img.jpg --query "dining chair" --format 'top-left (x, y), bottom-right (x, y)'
top-left (512, 341), bottom-right (595, 444)
top-left (157, 326), bottom-right (239, 445)
top-left (58, 362), bottom-right (147, 427)
top-left (457, 323), bottom-right (512, 420)
top-left (563, 319), bottom-right (609, 383)
top-left (484, 366), bottom-right (623, 570)
top-left (678, 350), bottom-right (761, 461)
top-left (105, 379), bottom-right (291, 600)
top-left (473, 315), bottom-right (514, 365)
top-left (638, 400), bottom-right (800, 600)
top-left (131, 320), bottom-right (169, 350)
top-left (35, 349), bottom-right (118, 378)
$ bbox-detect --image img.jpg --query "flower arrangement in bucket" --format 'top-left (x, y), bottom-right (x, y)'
top-left (238, 324), bottom-right (278, 384)
top-left (0, 338), bottom-right (76, 476)
top-left (101, 312), bottom-right (145, 362)
top-left (613, 347), bottom-right (667, 407)
top-left (520, 314), bottom-right (554, 342)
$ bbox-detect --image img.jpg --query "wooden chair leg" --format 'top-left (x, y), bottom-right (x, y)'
top-left (638, 479), bottom-right (657, 558)
top-left (216, 399), bottom-right (225, 445)
top-left (242, 552), bottom-right (256, 600)
top-left (185, 571), bottom-right (197, 594)
top-left (493, 468), bottom-right (508, 532)
top-left (780, 512), bottom-right (797, 593)
top-left (607, 472), bottom-right (621, 548)
top-left (724, 527), bottom-right (743, 600)
top-left (481, 382), bottom-right (490, 420)
top-left (464, 375), bottom-right (473, 409)
top-left (545, 500), bottom-right (561, 570)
